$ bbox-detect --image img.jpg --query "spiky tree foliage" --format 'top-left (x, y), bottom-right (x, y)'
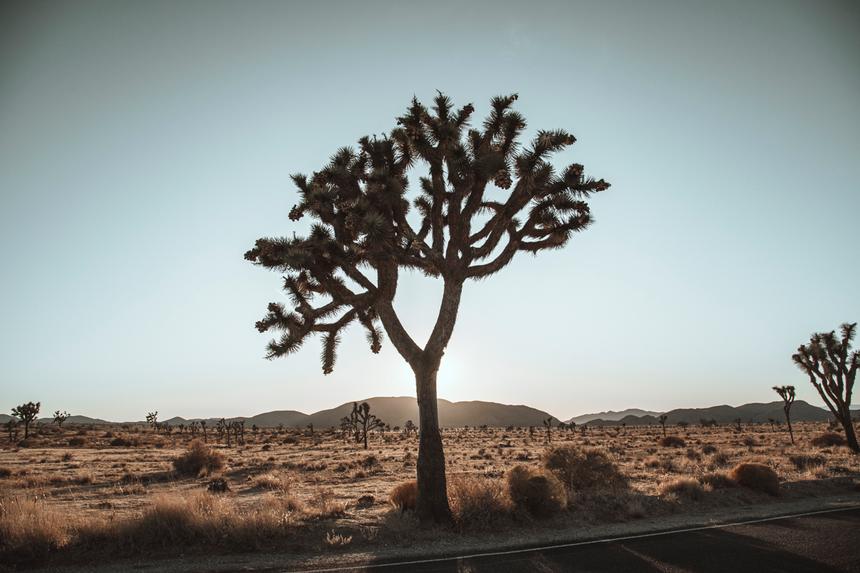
top-left (145, 412), bottom-right (158, 431)
top-left (245, 93), bottom-right (610, 522)
top-left (11, 402), bottom-right (40, 439)
top-left (53, 410), bottom-right (70, 428)
top-left (772, 385), bottom-right (796, 444)
top-left (658, 414), bottom-right (668, 437)
top-left (793, 323), bottom-right (859, 453)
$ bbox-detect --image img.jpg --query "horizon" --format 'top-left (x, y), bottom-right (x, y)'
top-left (2, 0), bottom-right (859, 421)
top-left (0, 393), bottom-right (846, 425)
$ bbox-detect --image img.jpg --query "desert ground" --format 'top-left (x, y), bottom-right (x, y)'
top-left (1, 421), bottom-right (859, 570)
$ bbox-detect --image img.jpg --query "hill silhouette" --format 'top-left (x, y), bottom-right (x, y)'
top-left (580, 400), bottom-right (832, 426)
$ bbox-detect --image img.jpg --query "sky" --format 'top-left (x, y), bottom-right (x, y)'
top-left (1, 0), bottom-right (858, 422)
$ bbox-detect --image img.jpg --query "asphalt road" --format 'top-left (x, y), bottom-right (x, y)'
top-left (327, 507), bottom-right (860, 573)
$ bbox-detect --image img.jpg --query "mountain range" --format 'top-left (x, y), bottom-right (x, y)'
top-left (0, 398), bottom-right (848, 428)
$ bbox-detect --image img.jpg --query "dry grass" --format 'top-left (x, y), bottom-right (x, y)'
top-left (658, 477), bottom-right (705, 500)
top-left (811, 432), bottom-right (846, 448)
top-left (543, 446), bottom-right (627, 492)
top-left (388, 480), bottom-right (417, 512)
top-left (729, 463), bottom-right (780, 496)
top-left (0, 420), bottom-right (857, 566)
top-left (506, 465), bottom-right (567, 517)
top-left (172, 440), bottom-right (225, 477)
top-left (448, 473), bottom-right (510, 529)
top-left (658, 435), bottom-right (686, 448)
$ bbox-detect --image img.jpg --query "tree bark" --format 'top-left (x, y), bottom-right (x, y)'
top-left (414, 363), bottom-right (452, 524)
top-left (841, 406), bottom-right (859, 453)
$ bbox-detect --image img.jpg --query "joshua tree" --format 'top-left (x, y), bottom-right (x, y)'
top-left (658, 414), bottom-right (668, 437)
top-left (245, 93), bottom-right (610, 522)
top-left (793, 323), bottom-right (858, 453)
top-left (733, 418), bottom-right (742, 432)
top-left (542, 417), bottom-right (553, 443)
top-left (5, 419), bottom-right (18, 442)
top-left (199, 420), bottom-right (207, 443)
top-left (53, 410), bottom-right (70, 428)
top-left (145, 411), bottom-right (158, 431)
top-left (351, 402), bottom-right (385, 449)
top-left (11, 402), bottom-right (40, 439)
top-left (772, 385), bottom-right (796, 444)
top-left (403, 419), bottom-right (417, 437)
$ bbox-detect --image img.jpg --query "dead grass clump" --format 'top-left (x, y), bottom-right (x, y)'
top-left (506, 465), bottom-right (567, 518)
top-left (729, 463), bottom-right (779, 496)
top-left (542, 446), bottom-right (627, 492)
top-left (0, 495), bottom-right (70, 560)
top-left (658, 477), bottom-right (705, 500)
top-left (658, 435), bottom-right (686, 448)
top-left (172, 440), bottom-right (225, 477)
top-left (789, 454), bottom-right (827, 471)
top-left (308, 489), bottom-right (346, 519)
top-left (811, 432), bottom-right (846, 448)
top-left (252, 472), bottom-right (288, 492)
top-left (388, 480), bottom-right (417, 512)
top-left (700, 471), bottom-right (737, 489)
top-left (448, 474), bottom-right (510, 529)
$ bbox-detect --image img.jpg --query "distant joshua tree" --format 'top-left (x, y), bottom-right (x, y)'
top-left (53, 410), bottom-right (70, 428)
top-left (792, 322), bottom-right (858, 453)
top-left (542, 417), bottom-right (553, 443)
top-left (145, 412), bottom-right (158, 431)
top-left (245, 93), bottom-right (610, 522)
top-left (658, 414), bottom-right (668, 437)
top-left (403, 420), bottom-right (417, 437)
top-left (772, 385), bottom-right (796, 444)
top-left (5, 419), bottom-right (18, 442)
top-left (733, 418), bottom-right (742, 432)
top-left (11, 402), bottom-right (40, 439)
top-left (351, 402), bottom-right (384, 449)
top-left (200, 420), bottom-right (207, 443)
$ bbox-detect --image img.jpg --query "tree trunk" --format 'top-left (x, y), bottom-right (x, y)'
top-left (841, 407), bottom-right (859, 453)
top-left (414, 364), bottom-right (452, 524)
top-left (785, 411), bottom-right (794, 445)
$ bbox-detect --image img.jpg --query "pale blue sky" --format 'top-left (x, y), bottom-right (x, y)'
top-left (1, 0), bottom-right (858, 421)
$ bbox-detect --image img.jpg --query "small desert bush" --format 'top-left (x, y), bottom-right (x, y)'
top-left (700, 471), bottom-right (736, 489)
top-left (67, 437), bottom-right (86, 447)
top-left (789, 454), bottom-right (826, 471)
top-left (172, 440), bottom-right (225, 477)
top-left (811, 432), bottom-right (846, 448)
top-left (448, 474), bottom-right (510, 529)
top-left (506, 465), bottom-right (567, 518)
top-left (110, 436), bottom-right (134, 447)
top-left (658, 477), bottom-right (705, 500)
top-left (729, 463), bottom-right (779, 496)
top-left (658, 435), bottom-right (686, 448)
top-left (388, 480), bottom-right (417, 512)
top-left (252, 472), bottom-right (288, 492)
top-left (0, 467), bottom-right (12, 478)
top-left (702, 444), bottom-right (718, 455)
top-left (0, 495), bottom-right (71, 559)
top-left (543, 446), bottom-right (627, 492)
top-left (307, 489), bottom-right (346, 519)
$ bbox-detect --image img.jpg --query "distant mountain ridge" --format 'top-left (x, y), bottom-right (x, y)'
top-left (1, 398), bottom-right (848, 428)
top-left (579, 400), bottom-right (833, 426)
top-left (567, 408), bottom-right (661, 425)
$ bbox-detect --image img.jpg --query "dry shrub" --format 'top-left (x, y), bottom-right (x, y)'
top-left (788, 454), bottom-right (826, 471)
top-left (729, 463), bottom-right (779, 496)
top-left (0, 495), bottom-right (70, 559)
top-left (448, 474), bottom-right (510, 529)
top-left (67, 437), bottom-right (86, 447)
top-left (506, 465), bottom-right (567, 518)
top-left (702, 444), bottom-right (718, 455)
top-left (110, 436), bottom-right (134, 447)
top-left (0, 467), bottom-right (12, 478)
top-left (388, 480), bottom-right (417, 512)
top-left (700, 471), bottom-right (736, 489)
top-left (252, 472), bottom-right (288, 492)
top-left (308, 489), bottom-right (346, 519)
top-left (172, 440), bottom-right (225, 477)
top-left (543, 446), bottom-right (627, 492)
top-left (658, 435), bottom-right (686, 448)
top-left (811, 432), bottom-right (846, 448)
top-left (659, 477), bottom-right (705, 500)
